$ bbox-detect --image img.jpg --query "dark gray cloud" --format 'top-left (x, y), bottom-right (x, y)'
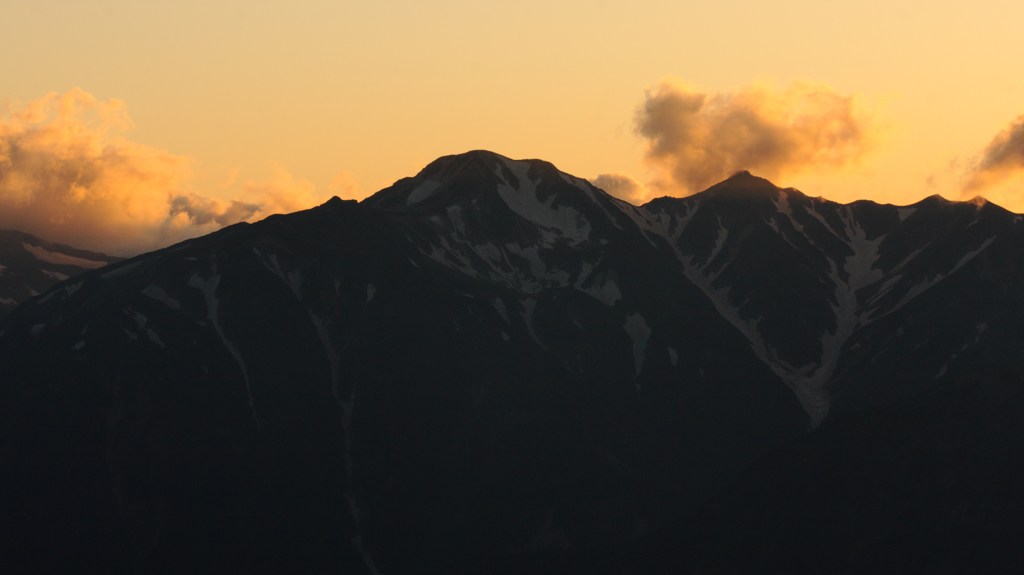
top-left (964, 115), bottom-right (1024, 192)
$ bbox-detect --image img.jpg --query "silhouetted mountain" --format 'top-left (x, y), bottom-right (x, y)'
top-left (0, 229), bottom-right (120, 317)
top-left (2, 150), bottom-right (1023, 573)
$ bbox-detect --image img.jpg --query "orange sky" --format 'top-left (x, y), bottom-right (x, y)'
top-left (3, 1), bottom-right (1024, 253)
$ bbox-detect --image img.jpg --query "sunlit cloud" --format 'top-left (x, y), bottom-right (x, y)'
top-left (0, 89), bottom-right (331, 255)
top-left (237, 164), bottom-right (324, 216)
top-left (590, 173), bottom-right (648, 204)
top-left (635, 79), bottom-right (875, 195)
top-left (165, 165), bottom-right (326, 240)
top-left (962, 115), bottom-right (1024, 194)
top-left (168, 194), bottom-right (261, 227)
top-left (327, 170), bottom-right (363, 201)
top-left (0, 89), bottom-right (191, 254)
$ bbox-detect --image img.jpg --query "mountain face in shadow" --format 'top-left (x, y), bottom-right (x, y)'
top-left (2, 150), bottom-right (1023, 573)
top-left (0, 229), bottom-right (120, 317)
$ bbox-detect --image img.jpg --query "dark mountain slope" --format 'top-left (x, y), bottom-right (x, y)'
top-left (0, 153), bottom-right (803, 574)
top-left (636, 363), bottom-right (1024, 574)
top-left (2, 150), bottom-right (1023, 573)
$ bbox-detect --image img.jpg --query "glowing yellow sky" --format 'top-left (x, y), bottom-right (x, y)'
top-left (3, 1), bottom-right (1024, 252)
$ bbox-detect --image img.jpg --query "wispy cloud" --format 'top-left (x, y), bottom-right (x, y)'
top-left (327, 171), bottom-right (362, 200)
top-left (635, 79), bottom-right (875, 195)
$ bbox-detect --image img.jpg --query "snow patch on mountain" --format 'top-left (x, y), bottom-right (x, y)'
top-left (669, 203), bottom-right (899, 426)
top-left (704, 217), bottom-right (730, 269)
top-left (102, 261), bottom-right (142, 279)
top-left (631, 197), bottom-right (702, 247)
top-left (624, 313), bottom-right (651, 379)
top-left (405, 180), bottom-right (442, 206)
top-left (22, 243), bottom-right (109, 269)
top-left (773, 192), bottom-right (805, 233)
top-left (640, 198), bottom-right (840, 419)
top-left (683, 249), bottom-right (830, 424)
top-left (493, 298), bottom-right (509, 323)
top-left (508, 244), bottom-right (571, 284)
top-left (521, 298), bottom-right (544, 348)
top-left (255, 250), bottom-right (304, 301)
top-left (574, 262), bottom-right (621, 306)
top-left (473, 242), bottom-right (503, 265)
top-left (896, 206), bottom-right (916, 221)
top-left (189, 272), bottom-right (261, 428)
top-left (581, 276), bottom-right (622, 306)
top-left (143, 285), bottom-right (182, 310)
top-left (495, 159), bottom-right (591, 245)
top-left (309, 311), bottom-right (344, 404)
top-left (128, 309), bottom-right (165, 348)
top-left (808, 209), bottom-right (887, 413)
top-left (42, 270), bottom-right (69, 281)
top-left (445, 205), bottom-right (468, 236)
top-left (871, 237), bottom-right (996, 320)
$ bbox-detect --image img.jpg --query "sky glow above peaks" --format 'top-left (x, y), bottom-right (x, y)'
top-left (3, 0), bottom-right (1024, 253)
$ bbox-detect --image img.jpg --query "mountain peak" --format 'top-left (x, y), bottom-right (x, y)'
top-left (912, 193), bottom-right (994, 212)
top-left (420, 150), bottom-right (570, 184)
top-left (420, 149), bottom-right (508, 176)
top-left (697, 170), bottom-right (785, 202)
top-left (320, 196), bottom-right (355, 208)
top-left (363, 150), bottom-right (594, 211)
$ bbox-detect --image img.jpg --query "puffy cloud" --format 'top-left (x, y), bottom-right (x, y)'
top-left (635, 79), bottom-right (874, 194)
top-left (169, 194), bottom-right (262, 227)
top-left (963, 116), bottom-right (1024, 193)
top-left (0, 89), bottom-right (330, 255)
top-left (590, 173), bottom-right (647, 203)
top-left (0, 89), bottom-right (192, 254)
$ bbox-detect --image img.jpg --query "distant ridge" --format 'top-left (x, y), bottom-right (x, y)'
top-left (0, 229), bottom-right (120, 317)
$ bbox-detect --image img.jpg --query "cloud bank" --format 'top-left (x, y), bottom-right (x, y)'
top-left (0, 89), bottom-right (329, 255)
top-left (963, 115), bottom-right (1024, 193)
top-left (635, 79), bottom-right (874, 194)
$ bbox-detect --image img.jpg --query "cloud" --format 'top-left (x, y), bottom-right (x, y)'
top-left (327, 171), bottom-right (363, 200)
top-left (590, 173), bottom-right (647, 203)
top-left (0, 89), bottom-right (330, 255)
top-left (635, 79), bottom-right (874, 194)
top-left (0, 89), bottom-right (193, 254)
top-left (169, 194), bottom-right (262, 227)
top-left (962, 116), bottom-right (1024, 193)
top-left (162, 166), bottom-right (325, 246)
top-left (237, 164), bottom-right (324, 216)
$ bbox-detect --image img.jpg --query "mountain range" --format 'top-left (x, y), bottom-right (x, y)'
top-left (0, 229), bottom-right (120, 317)
top-left (2, 150), bottom-right (1023, 573)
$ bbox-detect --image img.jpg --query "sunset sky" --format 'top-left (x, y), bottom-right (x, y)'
top-left (3, 0), bottom-right (1024, 254)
